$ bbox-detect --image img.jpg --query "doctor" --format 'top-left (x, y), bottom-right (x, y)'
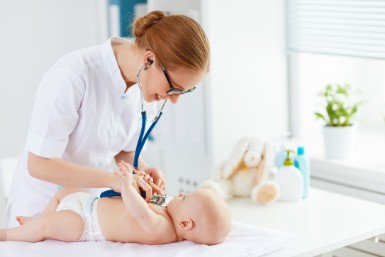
top-left (6, 10), bottom-right (210, 227)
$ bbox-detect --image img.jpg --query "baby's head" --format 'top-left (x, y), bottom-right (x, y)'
top-left (167, 188), bottom-right (232, 245)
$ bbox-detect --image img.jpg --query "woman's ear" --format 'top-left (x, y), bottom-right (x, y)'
top-left (178, 218), bottom-right (194, 231)
top-left (144, 51), bottom-right (155, 67)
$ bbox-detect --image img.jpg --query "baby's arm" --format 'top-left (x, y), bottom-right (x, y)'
top-left (118, 162), bottom-right (164, 233)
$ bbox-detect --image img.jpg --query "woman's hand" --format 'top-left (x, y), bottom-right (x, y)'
top-left (119, 161), bottom-right (163, 202)
top-left (106, 169), bottom-right (122, 193)
top-left (142, 167), bottom-right (166, 191)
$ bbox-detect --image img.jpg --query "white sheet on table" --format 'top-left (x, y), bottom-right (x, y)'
top-left (0, 221), bottom-right (295, 257)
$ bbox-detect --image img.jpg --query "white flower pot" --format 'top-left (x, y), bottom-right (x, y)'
top-left (322, 126), bottom-right (356, 159)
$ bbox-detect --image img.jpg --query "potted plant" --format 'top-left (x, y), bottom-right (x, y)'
top-left (315, 83), bottom-right (364, 159)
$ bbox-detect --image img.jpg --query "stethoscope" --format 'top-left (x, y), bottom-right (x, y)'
top-left (100, 61), bottom-right (167, 198)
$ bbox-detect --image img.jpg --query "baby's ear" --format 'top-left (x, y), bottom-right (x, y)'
top-left (178, 218), bottom-right (194, 231)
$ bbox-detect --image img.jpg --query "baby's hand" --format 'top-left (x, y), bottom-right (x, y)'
top-left (118, 161), bottom-right (164, 202)
top-left (118, 161), bottom-right (134, 188)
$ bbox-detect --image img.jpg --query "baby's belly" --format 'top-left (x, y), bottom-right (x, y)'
top-left (97, 198), bottom-right (149, 242)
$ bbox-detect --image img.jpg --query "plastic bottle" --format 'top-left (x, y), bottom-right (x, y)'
top-left (275, 150), bottom-right (303, 202)
top-left (276, 132), bottom-right (291, 168)
top-left (294, 146), bottom-right (310, 199)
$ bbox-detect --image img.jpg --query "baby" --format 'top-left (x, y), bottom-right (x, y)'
top-left (0, 162), bottom-right (232, 245)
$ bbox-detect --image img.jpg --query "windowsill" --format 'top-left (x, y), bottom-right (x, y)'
top-left (310, 156), bottom-right (385, 195)
top-left (287, 127), bottom-right (385, 195)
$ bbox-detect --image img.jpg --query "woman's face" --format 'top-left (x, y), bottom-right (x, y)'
top-left (140, 65), bottom-right (204, 104)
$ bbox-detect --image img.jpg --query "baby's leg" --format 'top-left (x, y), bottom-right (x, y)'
top-left (15, 188), bottom-right (85, 226)
top-left (44, 188), bottom-right (86, 214)
top-left (2, 210), bottom-right (84, 242)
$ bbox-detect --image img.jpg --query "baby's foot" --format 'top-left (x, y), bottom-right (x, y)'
top-left (16, 216), bottom-right (33, 225)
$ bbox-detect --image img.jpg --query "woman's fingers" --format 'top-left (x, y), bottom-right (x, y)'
top-left (143, 167), bottom-right (166, 190)
top-left (150, 182), bottom-right (164, 195)
top-left (143, 174), bottom-right (151, 182)
top-left (118, 161), bottom-right (165, 198)
top-left (137, 178), bottom-right (152, 202)
top-left (160, 181), bottom-right (166, 191)
top-left (157, 179), bottom-right (166, 190)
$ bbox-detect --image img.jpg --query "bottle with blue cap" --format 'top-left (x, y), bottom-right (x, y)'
top-left (275, 150), bottom-right (303, 202)
top-left (294, 146), bottom-right (310, 199)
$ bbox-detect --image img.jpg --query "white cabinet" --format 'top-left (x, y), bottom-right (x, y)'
top-left (143, 0), bottom-right (288, 195)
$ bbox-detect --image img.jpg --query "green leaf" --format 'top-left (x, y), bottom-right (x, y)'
top-left (317, 83), bottom-right (364, 127)
top-left (315, 112), bottom-right (325, 121)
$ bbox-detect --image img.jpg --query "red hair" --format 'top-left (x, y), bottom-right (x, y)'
top-left (132, 11), bottom-right (210, 73)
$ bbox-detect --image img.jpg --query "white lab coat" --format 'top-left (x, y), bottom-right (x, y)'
top-left (6, 37), bottom-right (157, 227)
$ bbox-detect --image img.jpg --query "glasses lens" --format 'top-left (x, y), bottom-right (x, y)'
top-left (166, 87), bottom-right (196, 96)
top-left (166, 89), bottom-right (183, 95)
top-left (162, 66), bottom-right (197, 96)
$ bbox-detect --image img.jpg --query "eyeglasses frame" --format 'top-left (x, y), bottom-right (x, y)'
top-left (161, 66), bottom-right (196, 95)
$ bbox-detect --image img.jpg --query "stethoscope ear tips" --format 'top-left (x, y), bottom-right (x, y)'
top-left (143, 59), bottom-right (154, 70)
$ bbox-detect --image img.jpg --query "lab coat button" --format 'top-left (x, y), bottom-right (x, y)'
top-left (121, 95), bottom-right (126, 100)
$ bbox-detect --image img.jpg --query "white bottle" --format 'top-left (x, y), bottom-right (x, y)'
top-left (275, 150), bottom-right (303, 202)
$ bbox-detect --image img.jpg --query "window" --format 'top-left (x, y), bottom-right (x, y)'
top-left (286, 0), bottom-right (385, 169)
top-left (291, 53), bottom-right (385, 138)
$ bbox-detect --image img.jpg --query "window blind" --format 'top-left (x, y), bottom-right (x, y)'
top-left (287, 0), bottom-right (385, 59)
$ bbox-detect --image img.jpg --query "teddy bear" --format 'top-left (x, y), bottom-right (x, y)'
top-left (202, 136), bottom-right (280, 204)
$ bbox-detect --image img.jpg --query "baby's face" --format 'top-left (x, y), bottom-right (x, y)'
top-left (167, 189), bottom-right (207, 217)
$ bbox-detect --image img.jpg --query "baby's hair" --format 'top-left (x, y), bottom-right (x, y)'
top-left (191, 188), bottom-right (232, 245)
top-left (200, 180), bottom-right (227, 199)
top-left (132, 10), bottom-right (210, 73)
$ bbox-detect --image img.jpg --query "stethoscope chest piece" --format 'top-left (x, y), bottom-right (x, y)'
top-left (150, 194), bottom-right (168, 207)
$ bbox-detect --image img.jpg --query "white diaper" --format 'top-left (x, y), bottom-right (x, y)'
top-left (56, 192), bottom-right (105, 242)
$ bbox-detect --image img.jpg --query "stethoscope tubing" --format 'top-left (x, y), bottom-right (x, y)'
top-left (133, 111), bottom-right (163, 168)
top-left (100, 111), bottom-right (162, 198)
top-left (100, 64), bottom-right (167, 198)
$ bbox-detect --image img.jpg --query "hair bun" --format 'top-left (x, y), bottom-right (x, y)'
top-left (133, 11), bottom-right (166, 38)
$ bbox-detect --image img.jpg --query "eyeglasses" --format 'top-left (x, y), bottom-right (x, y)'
top-left (161, 66), bottom-right (196, 95)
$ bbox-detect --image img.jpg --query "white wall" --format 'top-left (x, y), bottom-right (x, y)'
top-left (143, 0), bottom-right (288, 195)
top-left (204, 0), bottom-right (288, 165)
top-left (0, 0), bottom-right (288, 194)
top-left (0, 0), bottom-right (107, 158)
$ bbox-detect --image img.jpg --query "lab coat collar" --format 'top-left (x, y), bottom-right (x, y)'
top-left (102, 37), bottom-right (135, 94)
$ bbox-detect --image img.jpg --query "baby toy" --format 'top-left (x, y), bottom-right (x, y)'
top-left (203, 137), bottom-right (280, 204)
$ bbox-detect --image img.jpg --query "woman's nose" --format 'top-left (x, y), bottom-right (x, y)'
top-left (168, 94), bottom-right (180, 104)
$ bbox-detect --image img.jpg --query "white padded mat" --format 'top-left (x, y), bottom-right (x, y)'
top-left (0, 221), bottom-right (295, 257)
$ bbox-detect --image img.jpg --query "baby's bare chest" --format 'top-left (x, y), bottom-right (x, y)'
top-left (97, 199), bottom-right (176, 243)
